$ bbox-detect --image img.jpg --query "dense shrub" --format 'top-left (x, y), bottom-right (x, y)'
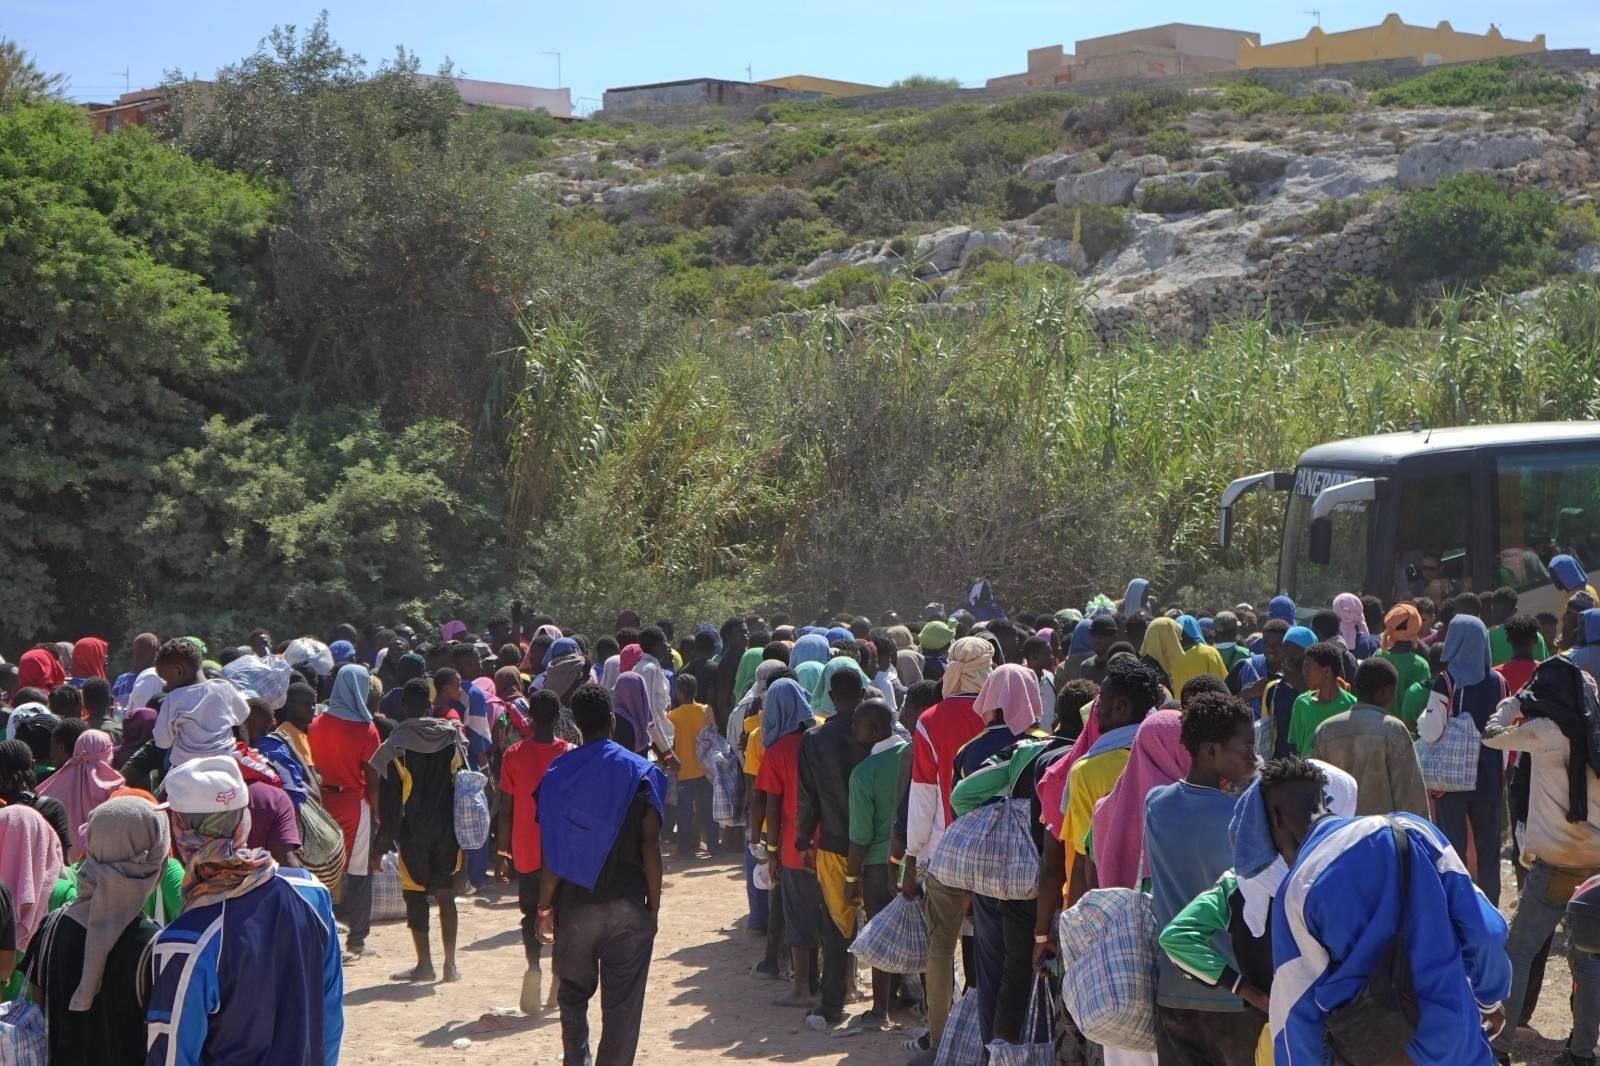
top-left (996, 176), bottom-right (1055, 218)
top-left (1372, 58), bottom-right (1584, 109)
top-left (1137, 174), bottom-right (1241, 214)
top-left (1394, 173), bottom-right (1559, 286)
top-left (1305, 274), bottom-right (1409, 326)
top-left (1144, 128), bottom-right (1194, 160)
top-left (733, 186), bottom-right (820, 254)
top-left (1062, 88), bottom-right (1188, 140)
top-left (748, 217), bottom-right (846, 268)
top-left (1260, 196), bottom-right (1374, 239)
top-left (1038, 204), bottom-right (1129, 264)
top-left (792, 264), bottom-right (886, 308)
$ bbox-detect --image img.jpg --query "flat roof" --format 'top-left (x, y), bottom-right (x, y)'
top-left (605, 77), bottom-right (751, 93)
top-left (1299, 422), bottom-right (1600, 467)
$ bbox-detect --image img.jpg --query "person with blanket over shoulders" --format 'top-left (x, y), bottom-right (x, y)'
top-left (536, 682), bottom-right (666, 1066)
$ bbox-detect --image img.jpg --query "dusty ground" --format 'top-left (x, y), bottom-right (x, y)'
top-left (339, 851), bottom-right (1580, 1065)
top-left (340, 852), bottom-right (911, 1065)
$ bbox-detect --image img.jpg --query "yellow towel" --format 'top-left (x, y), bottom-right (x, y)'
top-left (814, 851), bottom-right (857, 938)
top-left (1255, 1020), bottom-right (1272, 1066)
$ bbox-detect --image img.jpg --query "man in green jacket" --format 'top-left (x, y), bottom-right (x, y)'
top-left (844, 700), bottom-right (909, 1028)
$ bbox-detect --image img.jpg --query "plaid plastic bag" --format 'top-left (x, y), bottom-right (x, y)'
top-left (698, 725), bottom-right (745, 827)
top-left (453, 769), bottom-right (491, 850)
top-left (987, 973), bottom-right (1055, 1066)
top-left (1415, 711), bottom-right (1480, 793)
top-left (924, 798), bottom-right (1039, 900)
top-left (1057, 889), bottom-right (1157, 1053)
top-left (934, 989), bottom-right (984, 1066)
top-left (850, 893), bottom-right (929, 975)
top-left (0, 1000), bottom-right (45, 1066)
top-left (371, 853), bottom-right (406, 922)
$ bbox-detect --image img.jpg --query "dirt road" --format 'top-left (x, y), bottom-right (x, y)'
top-left (340, 852), bottom-right (1576, 1065)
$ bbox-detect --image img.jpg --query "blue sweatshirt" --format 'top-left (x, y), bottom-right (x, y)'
top-left (146, 868), bottom-right (343, 1066)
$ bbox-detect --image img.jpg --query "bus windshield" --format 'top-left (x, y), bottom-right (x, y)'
top-left (1280, 467), bottom-right (1369, 608)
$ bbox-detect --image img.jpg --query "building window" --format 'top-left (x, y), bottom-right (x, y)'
top-left (104, 113), bottom-right (118, 132)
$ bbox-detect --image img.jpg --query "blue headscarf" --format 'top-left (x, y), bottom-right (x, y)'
top-left (326, 664), bottom-right (373, 723)
top-left (330, 640), bottom-right (357, 666)
top-left (825, 626), bottom-right (853, 645)
top-left (789, 634), bottom-right (831, 669)
top-left (1442, 614), bottom-right (1491, 687)
top-left (1269, 595), bottom-right (1297, 623)
top-left (1552, 554), bottom-right (1589, 592)
top-left (812, 656), bottom-right (872, 717)
top-left (1284, 626), bottom-right (1316, 650)
top-left (762, 679), bottom-right (813, 743)
top-left (1198, 616), bottom-right (1215, 638)
top-left (1177, 615), bottom-right (1204, 644)
top-left (693, 622), bottom-right (721, 655)
top-left (1067, 619), bottom-right (1095, 658)
top-left (1585, 609), bottom-right (1600, 646)
top-left (542, 637), bottom-right (578, 670)
top-left (1123, 578), bottom-right (1149, 615)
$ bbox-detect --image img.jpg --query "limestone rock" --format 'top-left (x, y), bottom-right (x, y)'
top-left (1294, 78), bottom-right (1359, 101)
top-left (1055, 157), bottom-right (1166, 207)
top-left (1577, 244), bottom-right (1600, 274)
top-left (1227, 149), bottom-right (1294, 186)
top-left (1014, 238), bottom-right (1089, 272)
top-left (1397, 131), bottom-right (1563, 189)
top-left (1021, 150), bottom-right (1101, 183)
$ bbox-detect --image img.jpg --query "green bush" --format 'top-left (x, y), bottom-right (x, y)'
top-left (748, 216), bottom-right (846, 268)
top-left (1144, 128), bottom-right (1194, 160)
top-left (1395, 173), bottom-right (1558, 285)
top-left (1261, 196), bottom-right (1375, 239)
top-left (1061, 88), bottom-right (1189, 141)
top-left (1556, 203), bottom-right (1600, 251)
top-left (1306, 274), bottom-right (1409, 326)
top-left (1137, 174), bottom-right (1241, 215)
top-left (792, 264), bottom-right (885, 308)
top-left (1204, 81), bottom-right (1353, 118)
top-left (742, 127), bottom-right (842, 175)
top-left (1039, 204), bottom-right (1128, 264)
top-left (995, 175), bottom-right (1055, 219)
top-left (1372, 58), bottom-right (1584, 109)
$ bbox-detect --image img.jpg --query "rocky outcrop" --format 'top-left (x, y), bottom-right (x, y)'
top-left (1021, 150), bottom-right (1101, 183)
top-left (913, 226), bottom-right (1018, 275)
top-left (1014, 238), bottom-right (1089, 272)
top-left (1396, 131), bottom-right (1566, 189)
top-left (800, 240), bottom-right (903, 278)
top-left (600, 173), bottom-right (704, 214)
top-left (1056, 156), bottom-right (1168, 207)
top-left (1269, 151), bottom-right (1398, 201)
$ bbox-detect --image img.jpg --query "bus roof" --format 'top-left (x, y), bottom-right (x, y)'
top-left (1298, 422), bottom-right (1600, 468)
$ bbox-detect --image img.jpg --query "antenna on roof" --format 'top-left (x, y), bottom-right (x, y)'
top-left (1304, 8), bottom-right (1322, 27)
top-left (745, 61), bottom-right (753, 83)
top-left (114, 67), bottom-right (130, 94)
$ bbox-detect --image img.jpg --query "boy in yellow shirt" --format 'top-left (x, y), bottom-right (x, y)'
top-left (667, 674), bottom-right (719, 857)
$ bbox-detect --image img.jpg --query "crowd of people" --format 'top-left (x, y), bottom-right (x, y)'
top-left (2, 561), bottom-right (1600, 1066)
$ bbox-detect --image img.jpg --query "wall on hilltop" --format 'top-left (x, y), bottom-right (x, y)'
top-left (591, 49), bottom-right (1596, 128)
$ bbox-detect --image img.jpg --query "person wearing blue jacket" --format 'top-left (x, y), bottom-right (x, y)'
top-left (1252, 755), bottom-right (1509, 1066)
top-left (145, 756), bottom-right (342, 1066)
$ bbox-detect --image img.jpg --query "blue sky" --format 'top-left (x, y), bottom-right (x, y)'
top-left (10, 1), bottom-right (1598, 113)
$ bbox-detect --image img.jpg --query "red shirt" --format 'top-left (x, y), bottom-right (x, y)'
top-left (498, 737), bottom-right (570, 874)
top-left (1496, 659), bottom-right (1536, 697)
top-left (754, 732), bottom-right (813, 869)
top-left (911, 694), bottom-right (986, 824)
top-left (306, 714), bottom-right (380, 850)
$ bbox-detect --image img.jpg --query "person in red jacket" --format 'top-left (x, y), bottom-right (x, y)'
top-left (898, 636), bottom-right (994, 1061)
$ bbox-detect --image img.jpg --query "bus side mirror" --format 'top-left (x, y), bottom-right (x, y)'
top-left (1309, 517), bottom-right (1332, 565)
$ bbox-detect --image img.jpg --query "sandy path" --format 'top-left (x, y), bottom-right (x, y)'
top-left (340, 851), bottom-right (1575, 1065)
top-left (340, 853), bottom-right (904, 1065)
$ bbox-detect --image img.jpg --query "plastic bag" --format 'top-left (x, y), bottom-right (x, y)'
top-left (933, 989), bottom-right (984, 1066)
top-left (284, 638), bottom-right (334, 679)
top-left (924, 798), bottom-right (1039, 900)
top-left (0, 1000), bottom-right (46, 1066)
top-left (1057, 889), bottom-right (1158, 1052)
top-left (371, 853), bottom-right (405, 922)
top-left (222, 654), bottom-right (295, 711)
top-left (453, 769), bottom-right (491, 850)
top-left (985, 973), bottom-right (1054, 1066)
top-left (850, 893), bottom-right (929, 975)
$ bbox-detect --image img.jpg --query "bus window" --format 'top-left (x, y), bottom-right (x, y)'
top-left (1393, 471), bottom-right (1473, 606)
top-left (1282, 482), bottom-right (1368, 608)
top-left (1496, 452), bottom-right (1600, 591)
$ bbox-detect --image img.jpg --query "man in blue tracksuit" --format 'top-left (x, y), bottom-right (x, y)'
top-left (146, 755), bottom-right (343, 1066)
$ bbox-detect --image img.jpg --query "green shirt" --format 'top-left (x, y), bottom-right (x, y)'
top-left (1400, 680), bottom-right (1432, 733)
top-left (848, 739), bottom-right (910, 866)
top-left (1288, 688), bottom-right (1358, 756)
top-left (1375, 649), bottom-right (1432, 718)
top-left (1489, 626), bottom-right (1548, 667)
top-left (1159, 869), bottom-right (1240, 990)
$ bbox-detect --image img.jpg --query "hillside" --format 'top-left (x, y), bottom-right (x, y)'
top-left (503, 58), bottom-right (1600, 336)
top-left (9, 25), bottom-right (1600, 645)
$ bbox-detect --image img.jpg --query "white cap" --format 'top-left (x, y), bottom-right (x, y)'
top-left (159, 756), bottom-right (248, 814)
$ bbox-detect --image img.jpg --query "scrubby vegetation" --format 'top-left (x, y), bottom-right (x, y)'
top-left (1371, 57), bottom-right (1585, 109)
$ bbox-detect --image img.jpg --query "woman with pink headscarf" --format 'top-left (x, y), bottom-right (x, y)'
top-left (0, 803), bottom-right (66, 980)
top-left (36, 729), bottom-right (125, 862)
top-left (1332, 592), bottom-right (1379, 659)
top-left (1090, 709), bottom-right (1191, 890)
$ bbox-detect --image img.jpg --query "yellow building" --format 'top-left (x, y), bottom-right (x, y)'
top-left (987, 24), bottom-right (1260, 91)
top-left (1238, 13), bottom-right (1545, 69)
top-left (756, 75), bottom-right (883, 98)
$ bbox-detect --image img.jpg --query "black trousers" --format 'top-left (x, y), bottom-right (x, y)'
top-left (818, 894), bottom-right (853, 1019)
top-left (1154, 1004), bottom-right (1263, 1066)
top-left (972, 893), bottom-right (1039, 1046)
top-left (337, 872), bottom-right (372, 949)
top-left (555, 897), bottom-right (657, 1066)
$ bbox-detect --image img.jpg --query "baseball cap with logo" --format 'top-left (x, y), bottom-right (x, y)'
top-left (158, 755), bottom-right (249, 814)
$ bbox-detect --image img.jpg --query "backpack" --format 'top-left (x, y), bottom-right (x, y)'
top-left (1322, 819), bottom-right (1418, 1065)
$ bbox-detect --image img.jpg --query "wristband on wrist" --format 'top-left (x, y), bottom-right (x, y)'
top-left (844, 875), bottom-right (859, 883)
top-left (1033, 933), bottom-right (1049, 944)
top-left (537, 906), bottom-right (553, 916)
